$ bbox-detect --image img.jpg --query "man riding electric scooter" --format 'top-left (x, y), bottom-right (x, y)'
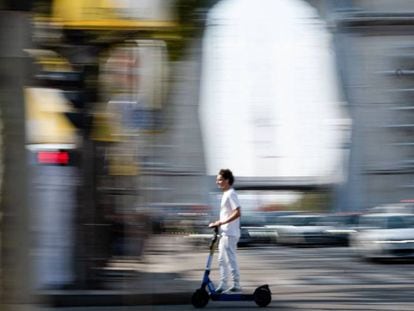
top-left (209, 169), bottom-right (242, 293)
top-left (191, 169), bottom-right (271, 308)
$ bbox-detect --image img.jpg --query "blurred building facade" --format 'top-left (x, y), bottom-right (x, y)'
top-left (165, 0), bottom-right (414, 212)
top-left (136, 0), bottom-right (414, 214)
top-left (317, 0), bottom-right (414, 211)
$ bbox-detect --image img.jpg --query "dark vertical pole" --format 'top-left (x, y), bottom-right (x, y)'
top-left (66, 57), bottom-right (104, 289)
top-left (0, 8), bottom-right (33, 310)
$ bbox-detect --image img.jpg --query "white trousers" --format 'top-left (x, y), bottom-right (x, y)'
top-left (218, 235), bottom-right (240, 286)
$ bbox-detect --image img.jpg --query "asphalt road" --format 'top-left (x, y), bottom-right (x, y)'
top-left (37, 240), bottom-right (414, 310)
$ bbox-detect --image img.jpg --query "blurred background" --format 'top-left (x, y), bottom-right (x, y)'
top-left (2, 0), bottom-right (414, 309)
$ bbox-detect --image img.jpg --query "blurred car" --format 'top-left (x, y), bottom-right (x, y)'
top-left (238, 212), bottom-right (297, 246)
top-left (350, 213), bottom-right (414, 260)
top-left (318, 213), bottom-right (360, 246)
top-left (368, 203), bottom-right (414, 214)
top-left (266, 213), bottom-right (359, 246)
top-left (238, 226), bottom-right (278, 246)
top-left (266, 214), bottom-right (326, 246)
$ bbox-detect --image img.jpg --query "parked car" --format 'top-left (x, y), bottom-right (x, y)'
top-left (239, 212), bottom-right (299, 246)
top-left (350, 212), bottom-right (414, 260)
top-left (266, 213), bottom-right (359, 246)
top-left (319, 213), bottom-right (360, 246)
top-left (266, 214), bottom-right (326, 246)
top-left (368, 203), bottom-right (414, 214)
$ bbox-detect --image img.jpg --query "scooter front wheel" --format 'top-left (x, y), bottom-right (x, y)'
top-left (253, 285), bottom-right (272, 307)
top-left (191, 288), bottom-right (209, 308)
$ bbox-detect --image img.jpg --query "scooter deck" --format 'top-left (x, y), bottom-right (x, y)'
top-left (210, 293), bottom-right (254, 301)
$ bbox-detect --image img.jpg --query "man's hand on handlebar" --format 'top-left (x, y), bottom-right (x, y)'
top-left (208, 220), bottom-right (222, 228)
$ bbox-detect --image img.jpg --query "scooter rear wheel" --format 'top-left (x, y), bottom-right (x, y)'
top-left (191, 288), bottom-right (209, 308)
top-left (253, 285), bottom-right (272, 307)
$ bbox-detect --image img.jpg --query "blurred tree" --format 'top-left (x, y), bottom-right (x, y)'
top-left (32, 0), bottom-right (52, 16)
top-left (175, 0), bottom-right (220, 34)
top-left (169, 0), bottom-right (221, 60)
top-left (0, 0), bottom-right (32, 11)
top-left (289, 192), bottom-right (333, 212)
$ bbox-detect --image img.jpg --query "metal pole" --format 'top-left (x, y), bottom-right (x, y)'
top-left (0, 9), bottom-right (33, 311)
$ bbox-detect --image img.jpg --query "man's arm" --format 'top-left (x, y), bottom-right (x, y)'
top-left (209, 207), bottom-right (241, 227)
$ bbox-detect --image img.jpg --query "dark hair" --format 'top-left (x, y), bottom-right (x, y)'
top-left (219, 169), bottom-right (234, 185)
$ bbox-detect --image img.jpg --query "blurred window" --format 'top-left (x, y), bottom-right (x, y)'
top-left (387, 215), bottom-right (414, 229)
top-left (360, 215), bottom-right (386, 229)
top-left (387, 216), bottom-right (405, 229)
top-left (360, 214), bottom-right (414, 229)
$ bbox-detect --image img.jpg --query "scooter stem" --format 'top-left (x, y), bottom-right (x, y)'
top-left (209, 226), bottom-right (219, 251)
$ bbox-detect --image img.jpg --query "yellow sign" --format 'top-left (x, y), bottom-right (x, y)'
top-left (25, 87), bottom-right (77, 144)
top-left (53, 0), bottom-right (123, 22)
top-left (52, 0), bottom-right (177, 30)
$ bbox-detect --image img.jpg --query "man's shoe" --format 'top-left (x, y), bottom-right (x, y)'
top-left (224, 285), bottom-right (242, 293)
top-left (215, 283), bottom-right (227, 294)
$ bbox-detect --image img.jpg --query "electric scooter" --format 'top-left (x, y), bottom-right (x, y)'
top-left (191, 226), bottom-right (272, 308)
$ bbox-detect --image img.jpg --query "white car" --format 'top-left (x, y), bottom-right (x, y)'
top-left (350, 213), bottom-right (414, 259)
top-left (266, 214), bottom-right (330, 246)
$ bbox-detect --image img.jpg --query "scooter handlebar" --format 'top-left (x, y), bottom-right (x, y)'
top-left (209, 225), bottom-right (219, 235)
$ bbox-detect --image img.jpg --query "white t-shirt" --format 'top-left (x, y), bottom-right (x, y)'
top-left (220, 188), bottom-right (241, 237)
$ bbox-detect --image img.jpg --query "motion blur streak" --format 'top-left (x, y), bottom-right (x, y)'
top-left (2, 1), bottom-right (414, 310)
